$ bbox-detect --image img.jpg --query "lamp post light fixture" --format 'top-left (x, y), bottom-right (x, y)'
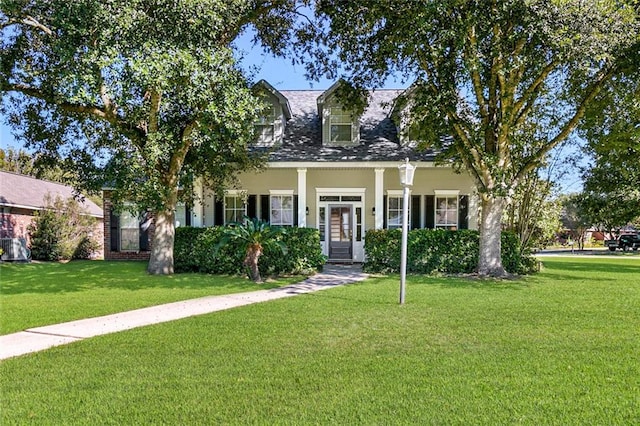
top-left (398, 158), bottom-right (416, 305)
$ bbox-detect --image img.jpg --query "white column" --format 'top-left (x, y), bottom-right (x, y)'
top-left (297, 168), bottom-right (307, 227)
top-left (374, 168), bottom-right (385, 229)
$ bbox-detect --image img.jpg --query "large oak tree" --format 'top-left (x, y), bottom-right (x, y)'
top-left (1, 0), bottom-right (300, 274)
top-left (303, 0), bottom-right (639, 276)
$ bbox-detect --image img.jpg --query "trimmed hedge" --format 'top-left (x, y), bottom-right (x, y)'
top-left (364, 229), bottom-right (535, 275)
top-left (174, 226), bottom-right (325, 276)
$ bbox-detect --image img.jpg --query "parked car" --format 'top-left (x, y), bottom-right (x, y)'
top-left (605, 232), bottom-right (640, 251)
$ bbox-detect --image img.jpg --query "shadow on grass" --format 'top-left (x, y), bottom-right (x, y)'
top-left (0, 260), bottom-right (279, 295)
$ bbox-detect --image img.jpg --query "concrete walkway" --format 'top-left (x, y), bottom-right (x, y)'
top-left (0, 264), bottom-right (368, 361)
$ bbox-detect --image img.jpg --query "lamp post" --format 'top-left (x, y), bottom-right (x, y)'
top-left (398, 158), bottom-right (415, 305)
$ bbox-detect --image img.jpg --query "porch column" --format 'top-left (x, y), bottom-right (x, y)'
top-left (374, 168), bottom-right (385, 229)
top-left (297, 168), bottom-right (307, 227)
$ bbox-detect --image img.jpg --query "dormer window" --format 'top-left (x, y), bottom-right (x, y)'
top-left (330, 107), bottom-right (352, 143)
top-left (251, 80), bottom-right (292, 147)
top-left (317, 80), bottom-right (364, 147)
top-left (255, 103), bottom-right (277, 145)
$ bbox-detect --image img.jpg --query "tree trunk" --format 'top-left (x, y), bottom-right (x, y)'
top-left (243, 243), bottom-right (263, 283)
top-left (477, 195), bottom-right (508, 277)
top-left (147, 208), bottom-right (176, 275)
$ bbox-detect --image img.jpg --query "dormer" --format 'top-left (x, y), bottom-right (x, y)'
top-left (317, 80), bottom-right (364, 147)
top-left (391, 82), bottom-right (419, 147)
top-left (252, 80), bottom-right (292, 147)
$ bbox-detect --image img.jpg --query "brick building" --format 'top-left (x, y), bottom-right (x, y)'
top-left (0, 171), bottom-right (104, 258)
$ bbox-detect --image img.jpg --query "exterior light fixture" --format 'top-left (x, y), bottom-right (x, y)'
top-left (398, 158), bottom-right (415, 305)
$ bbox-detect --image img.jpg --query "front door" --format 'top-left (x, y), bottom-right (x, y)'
top-left (329, 206), bottom-right (352, 260)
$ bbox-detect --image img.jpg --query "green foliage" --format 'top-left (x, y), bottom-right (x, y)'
top-left (215, 217), bottom-right (289, 282)
top-left (1, 0), bottom-right (301, 273)
top-left (503, 171), bottom-right (563, 251)
top-left (174, 226), bottom-right (325, 277)
top-left (364, 229), bottom-right (534, 275)
top-left (28, 195), bottom-right (100, 261)
top-left (301, 0), bottom-right (639, 275)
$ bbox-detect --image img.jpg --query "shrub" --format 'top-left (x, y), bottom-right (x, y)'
top-left (364, 229), bottom-right (535, 275)
top-left (28, 194), bottom-right (100, 261)
top-left (174, 226), bottom-right (325, 277)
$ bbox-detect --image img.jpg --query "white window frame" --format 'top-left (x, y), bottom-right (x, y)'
top-left (386, 190), bottom-right (410, 230)
top-left (224, 190), bottom-right (247, 224)
top-left (175, 203), bottom-right (186, 228)
top-left (329, 106), bottom-right (352, 143)
top-left (119, 204), bottom-right (139, 252)
top-left (255, 103), bottom-right (277, 145)
top-left (434, 190), bottom-right (459, 230)
top-left (269, 190), bottom-right (294, 226)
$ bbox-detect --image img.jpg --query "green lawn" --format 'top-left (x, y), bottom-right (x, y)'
top-left (1, 257), bottom-right (639, 424)
top-left (0, 260), bottom-right (303, 335)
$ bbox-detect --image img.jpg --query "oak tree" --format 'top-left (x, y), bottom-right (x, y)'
top-left (303, 0), bottom-right (639, 276)
top-left (1, 0), bottom-right (300, 274)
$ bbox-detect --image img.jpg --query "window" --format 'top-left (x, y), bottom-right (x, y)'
top-left (435, 196), bottom-right (458, 229)
top-left (224, 195), bottom-right (246, 224)
top-left (319, 207), bottom-right (326, 242)
top-left (355, 207), bottom-right (362, 241)
top-left (387, 195), bottom-right (411, 230)
top-left (255, 104), bottom-right (276, 145)
top-left (270, 194), bottom-right (294, 226)
top-left (175, 204), bottom-right (186, 228)
top-left (330, 107), bottom-right (352, 143)
top-left (119, 209), bottom-right (139, 251)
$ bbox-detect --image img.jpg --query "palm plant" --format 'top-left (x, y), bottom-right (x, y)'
top-left (215, 217), bottom-right (288, 283)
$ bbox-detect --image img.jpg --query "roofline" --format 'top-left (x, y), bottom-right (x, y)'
top-left (0, 202), bottom-right (103, 218)
top-left (266, 160), bottom-right (441, 169)
top-left (254, 79), bottom-right (292, 120)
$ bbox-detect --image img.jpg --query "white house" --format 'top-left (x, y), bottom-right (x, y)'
top-left (104, 80), bottom-right (477, 262)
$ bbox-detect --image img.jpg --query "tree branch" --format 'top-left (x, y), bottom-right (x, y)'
top-left (513, 59), bottom-right (559, 124)
top-left (466, 24), bottom-right (488, 120)
top-left (514, 65), bottom-right (618, 182)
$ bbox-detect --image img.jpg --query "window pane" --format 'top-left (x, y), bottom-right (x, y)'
top-left (270, 195), bottom-right (293, 226)
top-left (319, 207), bottom-right (325, 241)
top-left (389, 197), bottom-right (400, 209)
top-left (330, 124), bottom-right (351, 142)
top-left (175, 204), bottom-right (186, 228)
top-left (341, 196), bottom-right (361, 202)
top-left (120, 229), bottom-right (139, 251)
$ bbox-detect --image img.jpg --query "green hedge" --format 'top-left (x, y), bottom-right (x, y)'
top-left (174, 226), bottom-right (326, 276)
top-left (363, 229), bottom-right (535, 275)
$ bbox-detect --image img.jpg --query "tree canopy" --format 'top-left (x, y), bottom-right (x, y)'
top-left (1, 0), bottom-right (302, 274)
top-left (302, 0), bottom-right (640, 275)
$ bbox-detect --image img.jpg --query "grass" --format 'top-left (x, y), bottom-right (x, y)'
top-left (0, 260), bottom-right (304, 335)
top-left (1, 257), bottom-right (639, 424)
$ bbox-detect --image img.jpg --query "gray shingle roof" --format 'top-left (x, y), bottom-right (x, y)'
top-left (260, 89), bottom-right (437, 162)
top-left (0, 171), bottom-right (103, 217)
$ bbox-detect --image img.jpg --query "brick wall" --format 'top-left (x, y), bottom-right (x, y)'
top-left (0, 209), bottom-right (32, 242)
top-left (0, 208), bottom-right (104, 258)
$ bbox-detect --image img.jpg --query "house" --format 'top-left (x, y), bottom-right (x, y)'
top-left (0, 170), bottom-right (104, 257)
top-left (103, 80), bottom-right (478, 262)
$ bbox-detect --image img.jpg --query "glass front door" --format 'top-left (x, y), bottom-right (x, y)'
top-left (329, 206), bottom-right (352, 260)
